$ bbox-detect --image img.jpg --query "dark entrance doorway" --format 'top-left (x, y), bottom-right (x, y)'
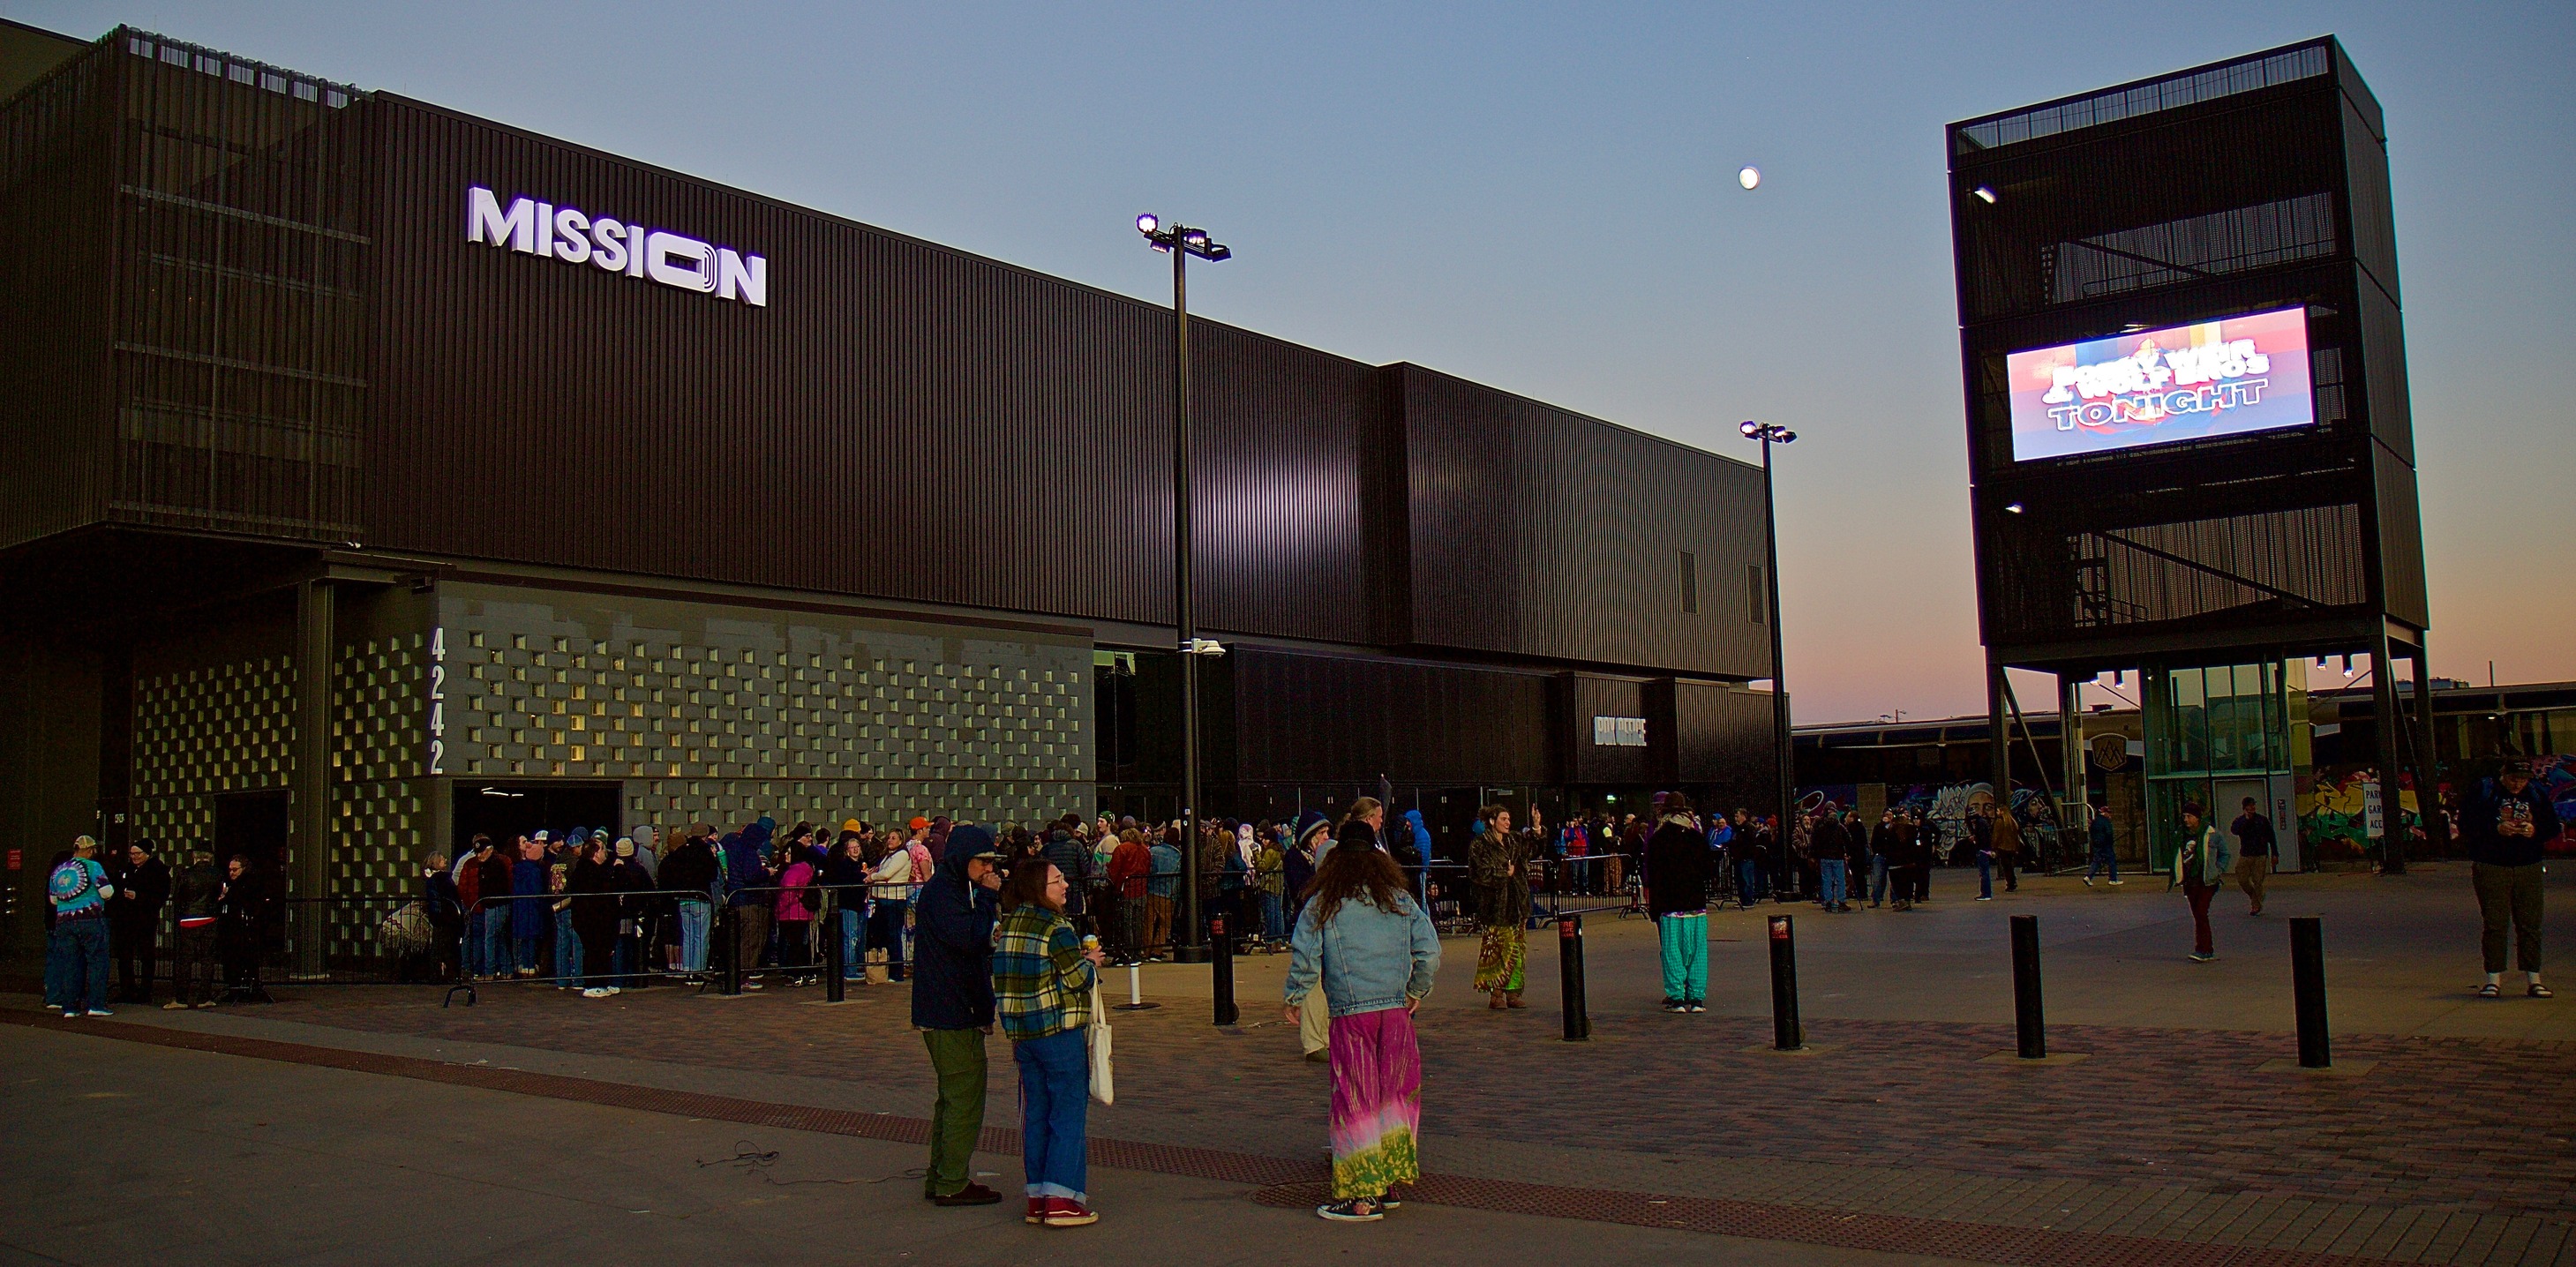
top-left (213, 790), bottom-right (291, 876)
top-left (451, 782), bottom-right (624, 856)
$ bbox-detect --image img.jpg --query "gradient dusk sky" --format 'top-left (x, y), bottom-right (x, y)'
top-left (19, 1), bottom-right (2568, 723)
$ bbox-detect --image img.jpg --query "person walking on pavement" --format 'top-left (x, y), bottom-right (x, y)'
top-left (2177, 803), bottom-right (2230, 963)
top-left (2083, 804), bottom-right (2122, 887)
top-left (2231, 797), bottom-right (2276, 915)
top-left (1645, 793), bottom-right (1712, 1012)
top-left (1971, 806), bottom-right (1997, 901)
top-left (46, 836), bottom-right (117, 1017)
top-left (992, 858), bottom-right (1107, 1227)
top-left (1991, 804), bottom-right (2024, 894)
top-left (2463, 764), bottom-right (2558, 998)
top-left (915, 824), bottom-right (1008, 1207)
top-left (1283, 824), bottom-right (1441, 1223)
top-left (1868, 811), bottom-right (1897, 908)
top-left (1468, 804), bottom-right (1534, 1010)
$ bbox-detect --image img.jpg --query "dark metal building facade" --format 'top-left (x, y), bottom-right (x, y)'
top-left (0, 26), bottom-right (1775, 951)
top-left (1947, 38), bottom-right (2436, 855)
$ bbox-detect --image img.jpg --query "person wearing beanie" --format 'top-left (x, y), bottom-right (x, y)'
top-left (913, 825), bottom-right (1007, 1207)
top-left (2464, 763), bottom-right (2559, 998)
top-left (2175, 802), bottom-right (2230, 963)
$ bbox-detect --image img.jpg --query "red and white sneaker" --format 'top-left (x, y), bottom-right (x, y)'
top-left (1025, 1196), bottom-right (1051, 1225)
top-left (1044, 1201), bottom-right (1099, 1227)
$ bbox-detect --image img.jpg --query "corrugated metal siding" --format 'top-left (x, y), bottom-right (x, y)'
top-left (1228, 646), bottom-right (1553, 784)
top-left (1397, 364), bottom-right (1769, 678)
top-left (364, 97), bottom-right (1377, 645)
top-left (0, 36), bottom-right (116, 551)
top-left (2372, 443), bottom-right (2427, 628)
top-left (1672, 679), bottom-right (1776, 812)
top-left (107, 31), bottom-right (371, 538)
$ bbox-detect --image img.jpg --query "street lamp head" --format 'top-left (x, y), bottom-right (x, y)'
top-left (1137, 213), bottom-right (1160, 236)
top-left (1777, 430), bottom-right (1796, 444)
top-left (1740, 420), bottom-right (1761, 437)
top-left (1181, 228), bottom-right (1207, 248)
top-left (1198, 242), bottom-right (1231, 262)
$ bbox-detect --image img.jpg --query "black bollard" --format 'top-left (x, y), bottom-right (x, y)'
top-left (2292, 916), bottom-right (2330, 1068)
top-left (1769, 914), bottom-right (1802, 1050)
top-left (1558, 913), bottom-right (1591, 1041)
top-left (1211, 912), bottom-right (1238, 1025)
top-left (823, 889), bottom-right (845, 1003)
top-left (2011, 914), bottom-right (2046, 1059)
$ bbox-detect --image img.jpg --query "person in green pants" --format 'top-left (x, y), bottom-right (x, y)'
top-left (1643, 793), bottom-right (1713, 1012)
top-left (912, 824), bottom-right (1008, 1204)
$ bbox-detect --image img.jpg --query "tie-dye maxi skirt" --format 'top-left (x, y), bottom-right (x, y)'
top-left (1326, 1005), bottom-right (1423, 1199)
top-left (1473, 920), bottom-right (1525, 993)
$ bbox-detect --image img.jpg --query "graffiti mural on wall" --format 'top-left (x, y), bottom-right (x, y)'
top-left (2538, 757), bottom-right (2576, 853)
top-left (1804, 781), bottom-right (2063, 863)
top-left (2297, 766), bottom-right (2421, 861)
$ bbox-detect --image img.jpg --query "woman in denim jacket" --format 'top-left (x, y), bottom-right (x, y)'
top-left (1281, 821), bottom-right (1441, 1223)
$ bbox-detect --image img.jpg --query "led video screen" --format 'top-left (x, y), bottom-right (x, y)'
top-left (2007, 307), bottom-right (2314, 461)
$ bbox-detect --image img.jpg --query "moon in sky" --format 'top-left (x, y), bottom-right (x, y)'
top-left (1739, 165), bottom-right (1761, 190)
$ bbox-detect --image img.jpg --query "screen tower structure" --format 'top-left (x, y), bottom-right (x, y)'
top-left (1947, 38), bottom-right (2435, 869)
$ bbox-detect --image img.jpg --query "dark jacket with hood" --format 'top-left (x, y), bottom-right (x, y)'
top-left (2463, 776), bottom-right (2562, 868)
top-left (1644, 816), bottom-right (1713, 917)
top-left (723, 823), bottom-right (775, 908)
top-left (659, 836), bottom-right (720, 899)
top-left (1040, 827), bottom-right (1090, 918)
top-left (911, 825), bottom-right (1002, 1031)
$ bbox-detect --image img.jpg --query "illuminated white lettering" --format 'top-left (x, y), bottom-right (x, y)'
top-left (462, 185), bottom-right (769, 307)
top-left (645, 230), bottom-right (716, 293)
top-left (589, 216), bottom-right (627, 272)
top-left (552, 207), bottom-right (591, 264)
top-left (465, 186), bottom-right (536, 251)
top-left (716, 248), bottom-right (766, 306)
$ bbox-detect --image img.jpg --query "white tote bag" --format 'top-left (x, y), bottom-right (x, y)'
top-left (1087, 980), bottom-right (1115, 1106)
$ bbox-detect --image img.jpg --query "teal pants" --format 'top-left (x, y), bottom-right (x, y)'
top-left (921, 1027), bottom-right (988, 1196)
top-left (1658, 911), bottom-right (1708, 1003)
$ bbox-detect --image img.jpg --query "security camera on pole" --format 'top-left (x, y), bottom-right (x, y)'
top-left (1137, 213), bottom-right (1231, 965)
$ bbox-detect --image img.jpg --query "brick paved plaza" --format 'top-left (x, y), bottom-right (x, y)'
top-left (8, 865), bottom-right (2571, 1266)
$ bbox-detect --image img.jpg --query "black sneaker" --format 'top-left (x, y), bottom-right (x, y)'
top-left (1662, 998), bottom-right (1685, 1013)
top-left (931, 1182), bottom-right (1003, 1207)
top-left (1318, 1197), bottom-right (1384, 1222)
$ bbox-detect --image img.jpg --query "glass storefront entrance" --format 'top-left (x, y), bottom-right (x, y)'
top-left (2143, 660), bottom-right (2308, 873)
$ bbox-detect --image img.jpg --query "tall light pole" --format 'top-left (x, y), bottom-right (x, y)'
top-left (1138, 213), bottom-right (1229, 963)
top-left (1742, 421), bottom-right (1797, 888)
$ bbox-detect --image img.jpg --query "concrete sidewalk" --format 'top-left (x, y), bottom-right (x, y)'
top-left (6, 865), bottom-right (2569, 1266)
top-left (2, 1022), bottom-right (1973, 1267)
